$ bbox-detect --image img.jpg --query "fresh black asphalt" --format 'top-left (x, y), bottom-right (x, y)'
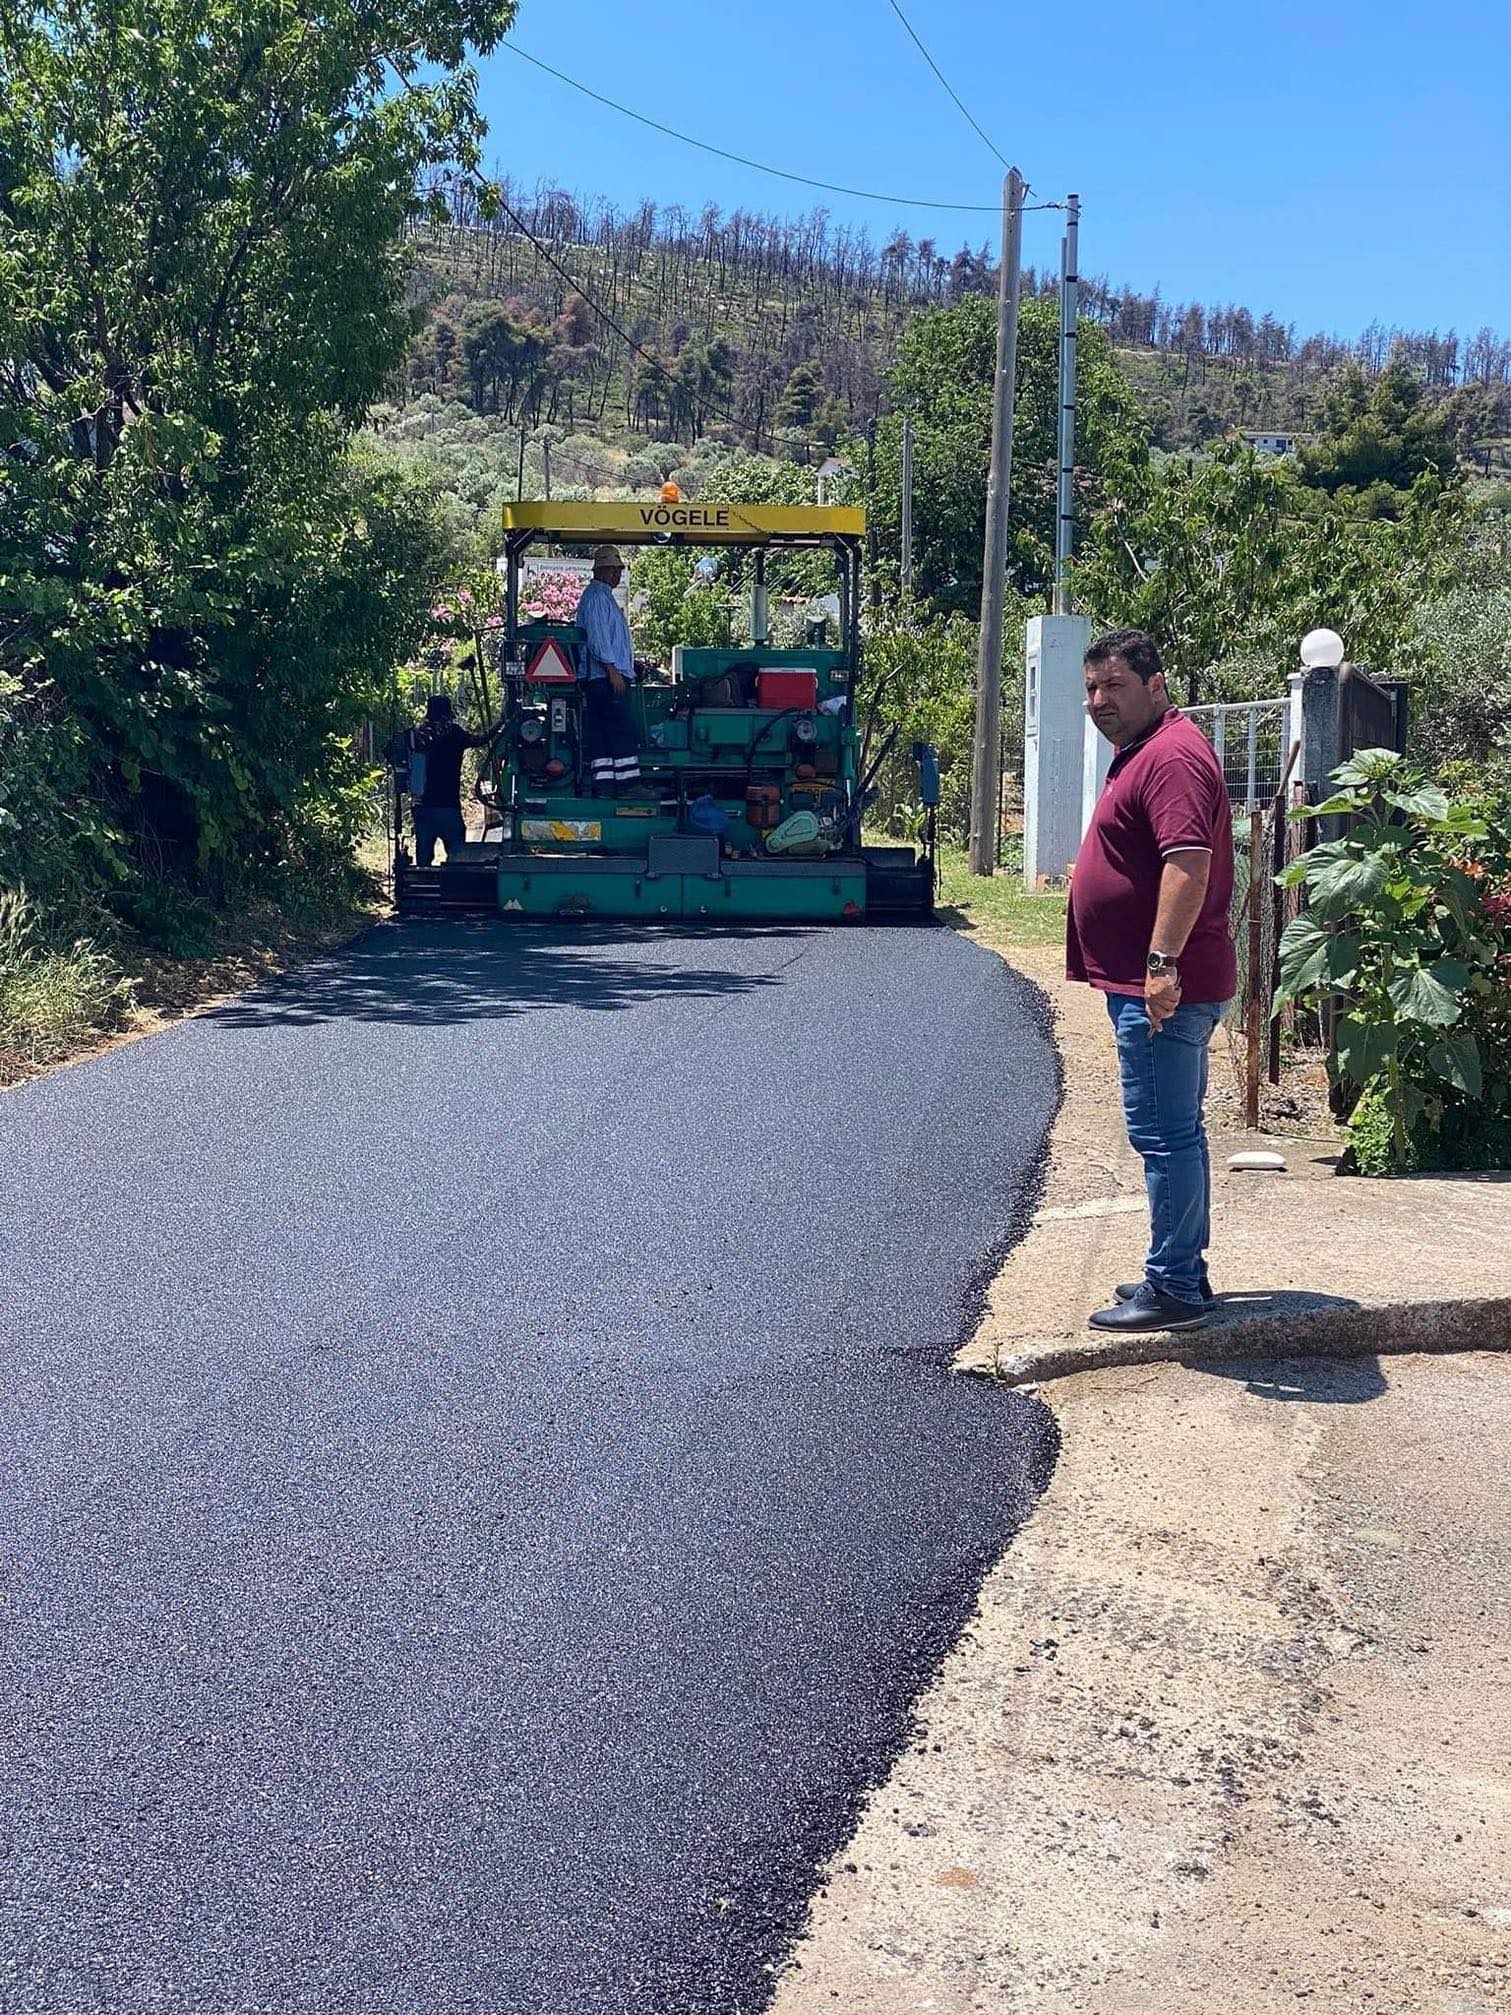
top-left (1, 919), bottom-right (1059, 2015)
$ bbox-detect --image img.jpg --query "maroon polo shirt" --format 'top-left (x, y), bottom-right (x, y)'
top-left (1066, 707), bottom-right (1237, 1003)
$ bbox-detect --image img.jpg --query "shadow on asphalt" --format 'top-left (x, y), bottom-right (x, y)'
top-left (1198, 1352), bottom-right (1389, 1404)
top-left (206, 919), bottom-right (817, 1028)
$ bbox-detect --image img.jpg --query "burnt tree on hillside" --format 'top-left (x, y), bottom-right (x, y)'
top-left (400, 175), bottom-right (1511, 458)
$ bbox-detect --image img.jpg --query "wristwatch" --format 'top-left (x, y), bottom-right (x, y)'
top-left (1146, 951), bottom-right (1180, 977)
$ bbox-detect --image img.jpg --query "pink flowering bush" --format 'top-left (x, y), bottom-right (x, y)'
top-left (429, 582), bottom-right (481, 637)
top-left (522, 571), bottom-right (584, 624)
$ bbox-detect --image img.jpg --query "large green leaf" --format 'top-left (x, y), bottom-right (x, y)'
top-left (1399, 1080), bottom-right (1430, 1132)
top-left (1428, 1031), bottom-right (1483, 1098)
top-left (1383, 782), bottom-right (1450, 822)
top-left (1305, 848), bottom-right (1393, 919)
top-left (1334, 1014), bottom-right (1396, 1087)
top-left (1324, 932), bottom-right (1365, 985)
top-left (1438, 805), bottom-right (1489, 839)
top-left (1386, 960), bottom-right (1470, 1027)
top-left (1343, 821), bottom-right (1405, 855)
top-left (1276, 915), bottom-right (1331, 994)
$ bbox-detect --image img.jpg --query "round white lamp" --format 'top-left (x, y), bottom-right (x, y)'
top-left (1299, 627), bottom-right (1346, 671)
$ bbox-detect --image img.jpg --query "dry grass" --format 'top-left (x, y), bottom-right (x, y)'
top-left (0, 884), bottom-right (383, 1092)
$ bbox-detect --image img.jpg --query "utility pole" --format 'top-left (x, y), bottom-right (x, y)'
top-left (1053, 193), bottom-right (1081, 616)
top-left (900, 413), bottom-right (914, 598)
top-left (542, 432), bottom-right (553, 501)
top-left (968, 167), bottom-right (1026, 877)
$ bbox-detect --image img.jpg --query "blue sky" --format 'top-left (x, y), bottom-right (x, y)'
top-left (476, 0), bottom-right (1509, 343)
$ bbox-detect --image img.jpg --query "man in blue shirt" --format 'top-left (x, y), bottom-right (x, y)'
top-left (576, 545), bottom-right (646, 796)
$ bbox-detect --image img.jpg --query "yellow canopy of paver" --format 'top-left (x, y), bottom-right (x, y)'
top-left (499, 501), bottom-right (865, 545)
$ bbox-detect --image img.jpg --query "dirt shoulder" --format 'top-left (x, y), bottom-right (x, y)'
top-left (769, 914), bottom-right (1511, 2015)
top-left (772, 1351), bottom-right (1510, 2014)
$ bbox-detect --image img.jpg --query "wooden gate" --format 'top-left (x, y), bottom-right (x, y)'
top-left (1338, 664), bottom-right (1408, 762)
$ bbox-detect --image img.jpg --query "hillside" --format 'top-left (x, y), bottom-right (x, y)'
top-left (374, 178), bottom-right (1511, 524)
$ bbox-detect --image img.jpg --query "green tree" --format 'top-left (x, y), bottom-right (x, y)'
top-left (463, 304), bottom-right (531, 415)
top-left (629, 547), bottom-right (731, 662)
top-left (1410, 502), bottom-right (1511, 776)
top-left (866, 293), bottom-right (1147, 614)
top-left (1296, 351), bottom-right (1459, 509)
top-left (858, 606), bottom-right (984, 844)
top-left (0, 0), bottom-right (514, 935)
top-left (1076, 441), bottom-right (1463, 703)
top-left (777, 361), bottom-right (826, 434)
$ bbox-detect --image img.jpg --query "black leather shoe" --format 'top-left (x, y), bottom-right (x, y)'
top-left (1090, 1283), bottom-right (1209, 1332)
top-left (1115, 1277), bottom-right (1215, 1304)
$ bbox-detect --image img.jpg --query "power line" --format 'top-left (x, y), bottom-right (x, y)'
top-left (465, 185), bottom-right (1089, 482)
top-left (491, 191), bottom-right (828, 458)
top-left (504, 45), bottom-right (1000, 214)
top-left (882, 0), bottom-right (1012, 172)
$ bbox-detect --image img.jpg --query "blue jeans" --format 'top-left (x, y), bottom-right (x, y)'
top-left (414, 805), bottom-right (465, 866)
top-left (1106, 994), bottom-right (1228, 1305)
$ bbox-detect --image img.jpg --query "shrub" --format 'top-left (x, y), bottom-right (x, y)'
top-left (0, 888), bottom-right (134, 1067)
top-left (1345, 1081), bottom-right (1511, 1176)
top-left (1275, 749), bottom-right (1511, 1173)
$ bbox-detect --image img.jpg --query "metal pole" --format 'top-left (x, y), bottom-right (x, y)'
top-left (968, 167), bottom-right (1026, 877)
top-left (901, 413), bottom-right (914, 598)
top-left (1246, 807), bottom-right (1263, 1129)
top-left (543, 433), bottom-right (552, 501)
top-left (996, 723), bottom-right (1007, 870)
top-left (1287, 667), bottom-right (1307, 786)
top-left (1053, 194), bottom-right (1080, 615)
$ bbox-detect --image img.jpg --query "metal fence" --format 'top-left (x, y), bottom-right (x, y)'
top-left (1183, 694), bottom-right (1309, 1128)
top-left (1185, 697), bottom-right (1294, 811)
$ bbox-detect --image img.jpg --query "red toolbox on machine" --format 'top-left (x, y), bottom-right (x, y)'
top-left (756, 669), bottom-right (818, 711)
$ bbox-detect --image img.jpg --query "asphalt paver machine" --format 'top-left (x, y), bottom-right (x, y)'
top-left (394, 498), bottom-right (937, 922)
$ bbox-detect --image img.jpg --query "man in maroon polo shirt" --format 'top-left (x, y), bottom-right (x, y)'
top-left (1067, 629), bottom-right (1236, 1333)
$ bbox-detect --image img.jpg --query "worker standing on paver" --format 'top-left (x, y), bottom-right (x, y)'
top-left (576, 545), bottom-right (645, 795)
top-left (1067, 628), bottom-right (1236, 1333)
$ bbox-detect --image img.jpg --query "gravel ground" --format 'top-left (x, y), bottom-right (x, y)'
top-left (0, 918), bottom-right (1058, 2015)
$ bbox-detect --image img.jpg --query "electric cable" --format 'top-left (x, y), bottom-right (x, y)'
top-left (480, 185), bottom-right (1093, 483)
top-left (505, 46), bottom-right (1000, 214)
top-left (494, 190), bottom-right (836, 458)
top-left (881, 0), bottom-right (1011, 172)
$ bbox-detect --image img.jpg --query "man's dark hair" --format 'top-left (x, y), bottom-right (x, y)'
top-left (1084, 629), bottom-right (1164, 685)
top-left (425, 693), bottom-right (454, 722)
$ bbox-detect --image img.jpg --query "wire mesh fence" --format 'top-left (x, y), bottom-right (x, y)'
top-left (1180, 700), bottom-right (1327, 1130)
top-left (1185, 699), bottom-right (1292, 811)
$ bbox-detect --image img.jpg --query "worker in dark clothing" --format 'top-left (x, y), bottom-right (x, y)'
top-left (408, 694), bottom-right (497, 866)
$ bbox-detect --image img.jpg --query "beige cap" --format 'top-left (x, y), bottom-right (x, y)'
top-left (592, 545), bottom-right (625, 569)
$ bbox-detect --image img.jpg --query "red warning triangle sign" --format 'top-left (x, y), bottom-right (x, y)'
top-left (525, 637), bottom-right (578, 685)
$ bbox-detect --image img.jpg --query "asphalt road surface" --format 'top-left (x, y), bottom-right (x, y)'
top-left (2, 919), bottom-right (1059, 2015)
